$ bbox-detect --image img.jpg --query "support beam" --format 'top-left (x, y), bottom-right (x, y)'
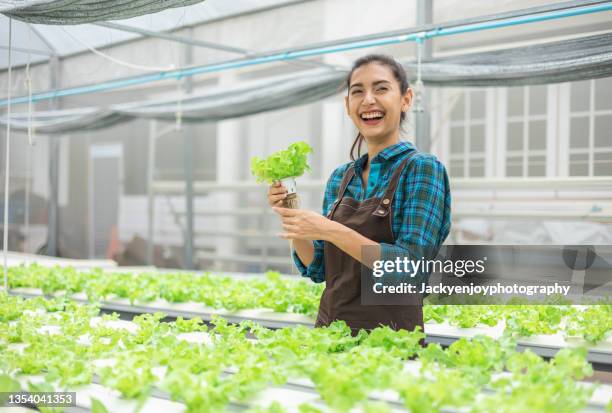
top-left (183, 29), bottom-right (195, 270)
top-left (415, 0), bottom-right (433, 152)
top-left (46, 55), bottom-right (60, 256)
top-left (94, 22), bottom-right (335, 71)
top-left (95, 22), bottom-right (248, 55)
top-left (28, 24), bottom-right (57, 55)
top-left (146, 120), bottom-right (157, 266)
top-left (0, 45), bottom-right (54, 56)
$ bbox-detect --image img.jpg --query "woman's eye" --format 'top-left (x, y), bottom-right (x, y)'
top-left (377, 87), bottom-right (388, 92)
top-left (351, 90), bottom-right (363, 95)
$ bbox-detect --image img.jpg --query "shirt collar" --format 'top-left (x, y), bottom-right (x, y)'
top-left (354, 141), bottom-right (417, 173)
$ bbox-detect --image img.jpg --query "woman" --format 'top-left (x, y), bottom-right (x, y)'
top-left (269, 54), bottom-right (451, 335)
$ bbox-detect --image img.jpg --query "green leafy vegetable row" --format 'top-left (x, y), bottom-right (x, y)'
top-left (0, 294), bottom-right (603, 413)
top-left (6, 264), bottom-right (612, 343)
top-left (7, 264), bottom-right (323, 318)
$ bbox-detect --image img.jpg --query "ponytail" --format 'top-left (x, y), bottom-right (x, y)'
top-left (350, 133), bottom-right (364, 161)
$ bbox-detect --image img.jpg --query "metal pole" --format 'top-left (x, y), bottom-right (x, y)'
top-left (184, 126), bottom-right (194, 270)
top-left (47, 55), bottom-right (60, 256)
top-left (183, 30), bottom-right (195, 270)
top-left (146, 120), bottom-right (157, 265)
top-left (415, 0), bottom-right (433, 152)
top-left (3, 18), bottom-right (13, 290)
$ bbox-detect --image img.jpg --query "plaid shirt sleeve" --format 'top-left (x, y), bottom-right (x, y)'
top-left (380, 154), bottom-right (452, 279)
top-left (292, 165), bottom-right (348, 283)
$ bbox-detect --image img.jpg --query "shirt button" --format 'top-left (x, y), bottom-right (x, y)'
top-left (382, 199), bottom-right (390, 205)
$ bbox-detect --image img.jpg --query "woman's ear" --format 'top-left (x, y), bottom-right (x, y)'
top-left (401, 87), bottom-right (414, 112)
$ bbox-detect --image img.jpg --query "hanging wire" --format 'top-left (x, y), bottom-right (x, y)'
top-left (24, 144), bottom-right (31, 253)
top-left (3, 18), bottom-right (13, 291)
top-left (174, 30), bottom-right (185, 132)
top-left (60, 27), bottom-right (176, 72)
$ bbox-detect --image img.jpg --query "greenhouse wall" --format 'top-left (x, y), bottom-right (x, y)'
top-left (1, 0), bottom-right (611, 271)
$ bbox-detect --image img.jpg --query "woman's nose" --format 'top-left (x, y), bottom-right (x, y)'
top-left (363, 90), bottom-right (376, 104)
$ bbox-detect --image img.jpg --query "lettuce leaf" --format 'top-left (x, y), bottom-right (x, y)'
top-left (251, 141), bottom-right (313, 183)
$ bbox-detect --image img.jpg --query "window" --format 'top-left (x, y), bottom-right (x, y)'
top-left (569, 77), bottom-right (612, 177)
top-left (505, 85), bottom-right (547, 177)
top-left (448, 90), bottom-right (486, 178)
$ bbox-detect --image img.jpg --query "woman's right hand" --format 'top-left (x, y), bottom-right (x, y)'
top-left (267, 181), bottom-right (288, 208)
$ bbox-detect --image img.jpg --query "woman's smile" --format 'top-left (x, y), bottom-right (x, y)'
top-left (360, 110), bottom-right (385, 126)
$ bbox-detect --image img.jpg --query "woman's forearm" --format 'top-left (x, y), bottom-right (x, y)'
top-left (275, 207), bottom-right (381, 269)
top-left (291, 239), bottom-right (315, 267)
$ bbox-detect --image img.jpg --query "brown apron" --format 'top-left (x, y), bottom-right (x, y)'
top-left (316, 153), bottom-right (423, 336)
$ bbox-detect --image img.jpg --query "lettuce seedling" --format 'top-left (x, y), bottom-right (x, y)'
top-left (251, 141), bottom-right (313, 184)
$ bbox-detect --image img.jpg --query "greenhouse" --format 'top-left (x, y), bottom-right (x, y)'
top-left (0, 0), bottom-right (611, 412)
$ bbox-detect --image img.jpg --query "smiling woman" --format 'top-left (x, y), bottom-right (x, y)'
top-left (346, 54), bottom-right (412, 162)
top-left (269, 54), bottom-right (452, 337)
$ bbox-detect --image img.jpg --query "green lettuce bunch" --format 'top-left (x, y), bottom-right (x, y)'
top-left (250, 141), bottom-right (313, 183)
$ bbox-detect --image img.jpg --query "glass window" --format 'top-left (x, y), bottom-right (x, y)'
top-left (451, 94), bottom-right (465, 121)
top-left (529, 85), bottom-right (547, 115)
top-left (594, 114), bottom-right (612, 149)
top-left (450, 127), bottom-right (465, 153)
top-left (595, 77), bottom-right (612, 111)
top-left (505, 86), bottom-right (548, 177)
top-left (570, 117), bottom-right (589, 149)
top-left (570, 80), bottom-right (590, 112)
top-left (528, 120), bottom-right (546, 150)
top-left (470, 91), bottom-right (486, 119)
top-left (446, 89), bottom-right (488, 178)
top-left (569, 79), bottom-right (612, 177)
top-left (507, 122), bottom-right (523, 151)
top-left (506, 156), bottom-right (523, 177)
top-left (508, 87), bottom-right (523, 117)
top-left (450, 159), bottom-right (464, 177)
top-left (470, 125), bottom-right (485, 152)
top-left (469, 158), bottom-right (485, 177)
top-left (569, 153), bottom-right (588, 176)
top-left (594, 152), bottom-right (612, 176)
top-left (528, 155), bottom-right (546, 177)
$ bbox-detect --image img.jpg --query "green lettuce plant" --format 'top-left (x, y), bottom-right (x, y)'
top-left (0, 294), bottom-right (599, 413)
top-left (250, 141), bottom-right (313, 183)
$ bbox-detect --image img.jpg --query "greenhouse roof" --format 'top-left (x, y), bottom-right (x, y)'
top-left (0, 0), bottom-right (307, 69)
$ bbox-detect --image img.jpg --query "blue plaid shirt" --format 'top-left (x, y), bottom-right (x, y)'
top-left (293, 141), bottom-right (451, 283)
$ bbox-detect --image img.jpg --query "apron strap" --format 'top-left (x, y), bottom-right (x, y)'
top-left (327, 165), bottom-right (355, 218)
top-left (372, 150), bottom-right (419, 217)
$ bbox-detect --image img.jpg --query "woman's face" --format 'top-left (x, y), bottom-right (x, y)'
top-left (345, 62), bottom-right (412, 144)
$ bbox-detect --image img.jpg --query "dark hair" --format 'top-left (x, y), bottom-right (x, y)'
top-left (346, 54), bottom-right (409, 160)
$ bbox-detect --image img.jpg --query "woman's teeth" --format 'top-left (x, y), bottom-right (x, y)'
top-left (361, 111), bottom-right (384, 120)
top-left (361, 111), bottom-right (384, 125)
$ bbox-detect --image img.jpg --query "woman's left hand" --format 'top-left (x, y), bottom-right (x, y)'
top-left (272, 207), bottom-right (338, 241)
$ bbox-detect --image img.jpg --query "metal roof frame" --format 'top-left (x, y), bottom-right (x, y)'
top-left (2, 0), bottom-right (611, 107)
